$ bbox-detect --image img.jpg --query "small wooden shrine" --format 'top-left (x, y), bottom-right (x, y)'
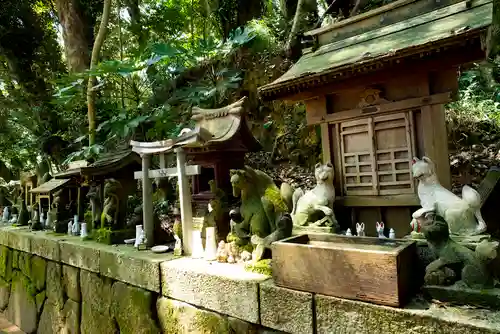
top-left (187, 97), bottom-right (261, 211)
top-left (131, 97), bottom-right (262, 251)
top-left (259, 0), bottom-right (493, 237)
top-left (52, 150), bottom-right (142, 220)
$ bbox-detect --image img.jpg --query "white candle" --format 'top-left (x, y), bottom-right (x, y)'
top-left (191, 230), bottom-right (204, 259)
top-left (204, 227), bottom-right (217, 261)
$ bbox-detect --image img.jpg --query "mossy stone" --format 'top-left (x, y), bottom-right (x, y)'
top-left (0, 245), bottom-right (12, 281)
top-left (35, 290), bottom-right (46, 314)
top-left (80, 270), bottom-right (117, 334)
top-left (111, 281), bottom-right (159, 334)
top-left (245, 259), bottom-right (272, 276)
top-left (31, 255), bottom-right (46, 292)
top-left (11, 250), bottom-right (19, 269)
top-left (46, 261), bottom-right (64, 308)
top-left (0, 276), bottom-right (10, 310)
top-left (37, 300), bottom-right (65, 334)
top-left (18, 252), bottom-right (32, 278)
top-left (6, 271), bottom-right (37, 333)
top-left (62, 265), bottom-right (80, 302)
top-left (63, 299), bottom-right (81, 334)
top-left (157, 297), bottom-right (229, 334)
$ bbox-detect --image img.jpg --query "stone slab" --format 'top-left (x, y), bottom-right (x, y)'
top-left (259, 280), bottom-right (313, 334)
top-left (59, 238), bottom-right (103, 273)
top-left (161, 258), bottom-right (268, 323)
top-left (5, 228), bottom-right (31, 253)
top-left (100, 245), bottom-right (174, 293)
top-left (315, 294), bottom-right (500, 334)
top-left (423, 285), bottom-right (500, 309)
top-left (30, 232), bottom-right (67, 261)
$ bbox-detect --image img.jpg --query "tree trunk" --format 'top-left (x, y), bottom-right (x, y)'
top-left (123, 0), bottom-right (148, 49)
top-left (487, 0), bottom-right (500, 59)
top-left (87, 0), bottom-right (112, 146)
top-left (55, 0), bottom-right (94, 73)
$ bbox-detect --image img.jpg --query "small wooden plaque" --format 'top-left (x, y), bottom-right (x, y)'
top-left (271, 234), bottom-right (417, 307)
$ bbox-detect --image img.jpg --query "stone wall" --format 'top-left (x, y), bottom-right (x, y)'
top-left (0, 226), bottom-right (499, 334)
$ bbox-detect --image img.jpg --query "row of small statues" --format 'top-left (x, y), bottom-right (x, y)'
top-left (345, 222), bottom-right (396, 239)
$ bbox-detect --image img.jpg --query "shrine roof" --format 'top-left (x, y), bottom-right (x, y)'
top-left (131, 97), bottom-right (261, 155)
top-left (54, 150), bottom-right (141, 178)
top-left (30, 178), bottom-right (70, 194)
top-left (259, 0), bottom-right (492, 100)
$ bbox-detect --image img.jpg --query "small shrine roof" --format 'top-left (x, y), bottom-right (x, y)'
top-left (30, 178), bottom-right (70, 194)
top-left (54, 150), bottom-right (141, 178)
top-left (131, 97), bottom-right (261, 155)
top-left (259, 0), bottom-right (492, 100)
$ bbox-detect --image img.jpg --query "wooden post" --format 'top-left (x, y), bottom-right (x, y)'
top-left (175, 147), bottom-right (193, 255)
top-left (141, 154), bottom-right (154, 247)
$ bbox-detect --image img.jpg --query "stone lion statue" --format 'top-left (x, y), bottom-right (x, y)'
top-left (291, 162), bottom-right (338, 228)
top-left (411, 156), bottom-right (486, 236)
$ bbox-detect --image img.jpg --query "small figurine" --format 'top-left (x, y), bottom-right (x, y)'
top-left (356, 222), bottom-right (365, 236)
top-left (240, 250), bottom-right (252, 262)
top-left (9, 214), bottom-right (17, 225)
top-left (31, 210), bottom-right (43, 231)
top-left (40, 212), bottom-right (45, 227)
top-left (345, 228), bottom-right (352, 236)
top-left (376, 222), bottom-right (386, 238)
top-left (134, 225), bottom-right (144, 248)
top-left (68, 220), bottom-right (73, 236)
top-left (2, 206), bottom-right (10, 223)
top-left (389, 228), bottom-right (396, 239)
top-left (204, 227), bottom-right (217, 261)
top-left (81, 223), bottom-right (88, 239)
top-left (216, 241), bottom-right (228, 262)
top-left (135, 228), bottom-right (147, 250)
top-left (191, 230), bottom-right (204, 259)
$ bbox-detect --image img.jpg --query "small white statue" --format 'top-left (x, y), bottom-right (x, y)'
top-left (345, 228), bottom-right (352, 236)
top-left (2, 207), bottom-right (10, 223)
top-left (216, 240), bottom-right (228, 262)
top-left (411, 156), bottom-right (486, 236)
top-left (67, 220), bottom-right (73, 235)
top-left (356, 222), bottom-right (365, 236)
top-left (134, 225), bottom-right (144, 248)
top-left (191, 230), bottom-right (204, 259)
top-left (81, 223), bottom-right (88, 239)
top-left (240, 250), bottom-right (252, 262)
top-left (40, 212), bottom-right (45, 227)
top-left (376, 222), bottom-right (386, 238)
top-left (389, 228), bottom-right (396, 239)
top-left (135, 228), bottom-right (145, 249)
top-left (291, 163), bottom-right (337, 227)
top-left (173, 234), bottom-right (183, 256)
top-left (204, 227), bottom-right (217, 261)
top-left (9, 214), bottom-right (17, 225)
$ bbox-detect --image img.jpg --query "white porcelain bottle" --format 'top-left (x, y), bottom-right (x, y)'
top-left (134, 225), bottom-right (144, 248)
top-left (191, 230), bottom-right (204, 259)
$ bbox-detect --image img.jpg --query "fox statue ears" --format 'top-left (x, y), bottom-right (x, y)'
top-left (376, 222), bottom-right (385, 229)
top-left (412, 156), bottom-right (434, 166)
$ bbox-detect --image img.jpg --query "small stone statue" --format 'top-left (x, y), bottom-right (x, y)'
top-left (72, 215), bottom-right (80, 236)
top-left (421, 210), bottom-right (498, 289)
top-left (291, 163), bottom-right (338, 229)
top-left (216, 241), bottom-right (228, 262)
top-left (9, 214), bottom-right (17, 225)
top-left (376, 222), bottom-right (386, 238)
top-left (87, 184), bottom-right (103, 230)
top-left (345, 228), bottom-right (352, 236)
top-left (40, 212), bottom-right (45, 227)
top-left (389, 228), bottom-right (396, 239)
top-left (240, 250), bottom-right (252, 262)
top-left (411, 157), bottom-right (486, 236)
top-left (31, 210), bottom-right (43, 231)
top-left (356, 222), bottom-right (365, 236)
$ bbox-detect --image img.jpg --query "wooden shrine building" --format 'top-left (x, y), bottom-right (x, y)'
top-left (258, 0), bottom-right (493, 237)
top-left (51, 150), bottom-right (142, 219)
top-left (131, 97), bottom-right (261, 251)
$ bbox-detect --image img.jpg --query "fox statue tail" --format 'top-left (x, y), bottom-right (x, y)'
top-left (462, 185), bottom-right (487, 234)
top-left (291, 188), bottom-right (304, 216)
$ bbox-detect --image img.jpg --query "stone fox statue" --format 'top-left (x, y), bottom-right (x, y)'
top-left (411, 156), bottom-right (486, 236)
top-left (422, 211), bottom-right (498, 289)
top-left (291, 163), bottom-right (337, 228)
top-left (230, 166), bottom-right (293, 262)
top-left (86, 185), bottom-right (102, 230)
